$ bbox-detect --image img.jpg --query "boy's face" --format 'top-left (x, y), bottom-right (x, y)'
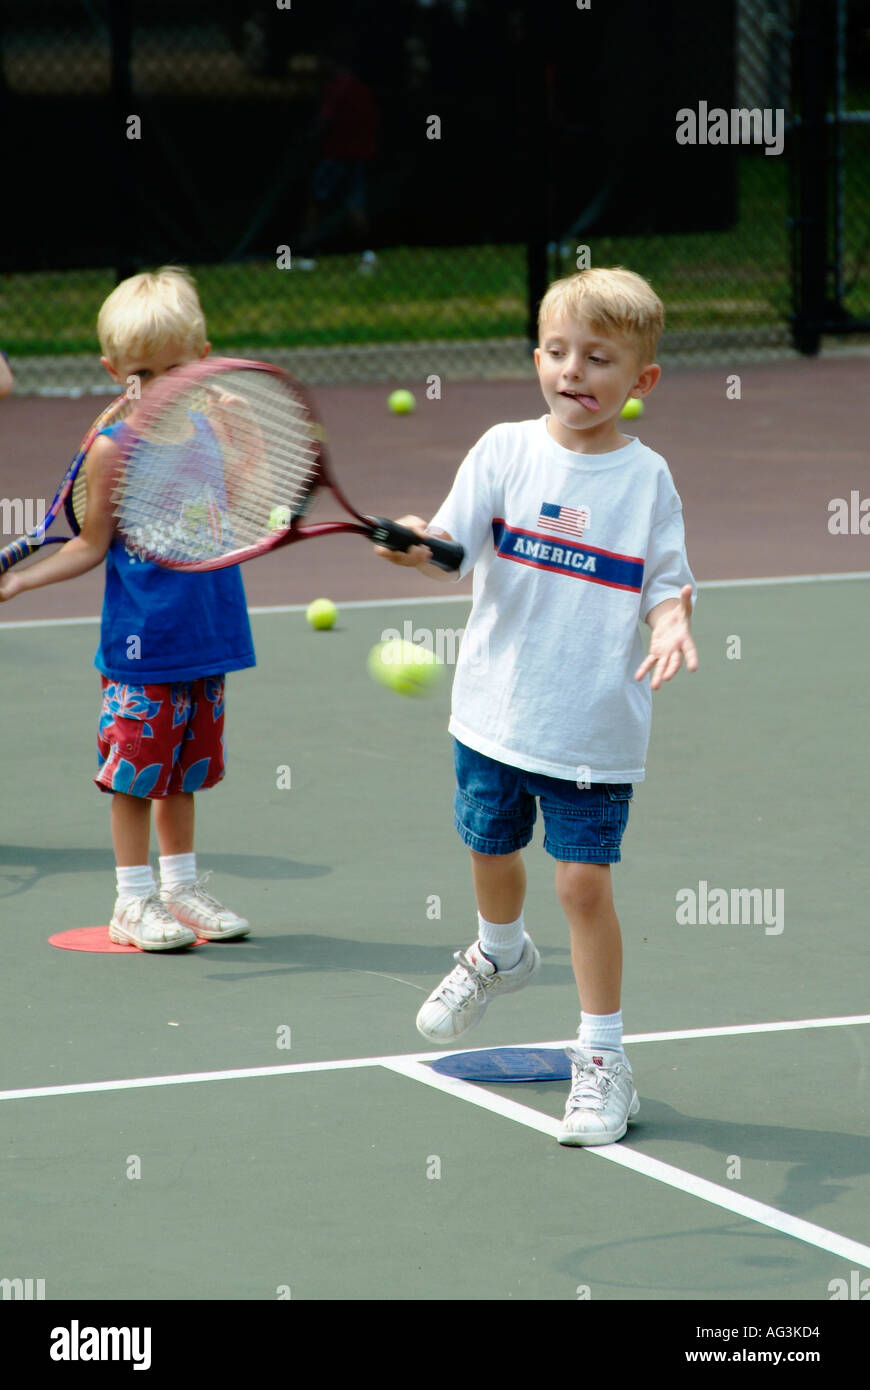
top-left (101, 338), bottom-right (211, 396)
top-left (534, 315), bottom-right (660, 453)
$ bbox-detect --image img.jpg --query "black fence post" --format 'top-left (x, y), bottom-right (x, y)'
top-left (524, 8), bottom-right (550, 350)
top-left (109, 0), bottom-right (136, 285)
top-left (790, 0), bottom-right (834, 355)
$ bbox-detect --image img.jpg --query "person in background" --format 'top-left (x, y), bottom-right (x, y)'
top-left (0, 350), bottom-right (14, 397)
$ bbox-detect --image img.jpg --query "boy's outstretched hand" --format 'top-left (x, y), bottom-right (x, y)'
top-left (635, 585), bottom-right (698, 690)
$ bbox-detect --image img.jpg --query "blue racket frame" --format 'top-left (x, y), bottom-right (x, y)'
top-left (0, 393), bottom-right (128, 573)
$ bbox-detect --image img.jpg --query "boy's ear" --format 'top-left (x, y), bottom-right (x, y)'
top-left (201, 341), bottom-right (212, 360)
top-left (634, 363), bottom-right (661, 397)
top-left (101, 355), bottom-right (121, 383)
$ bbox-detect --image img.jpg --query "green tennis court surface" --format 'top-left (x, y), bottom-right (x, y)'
top-left (1, 582), bottom-right (869, 1306)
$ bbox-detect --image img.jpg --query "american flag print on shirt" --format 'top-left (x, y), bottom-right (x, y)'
top-left (538, 501), bottom-right (590, 539)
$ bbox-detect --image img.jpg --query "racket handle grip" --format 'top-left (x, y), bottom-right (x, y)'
top-left (369, 517), bottom-right (464, 572)
top-left (0, 535), bottom-right (39, 573)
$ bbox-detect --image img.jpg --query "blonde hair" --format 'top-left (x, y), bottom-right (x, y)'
top-left (538, 266), bottom-right (664, 364)
top-left (97, 265), bottom-right (207, 365)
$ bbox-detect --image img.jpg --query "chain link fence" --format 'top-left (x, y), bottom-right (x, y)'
top-left (831, 0), bottom-right (870, 328)
top-left (1, 1), bottom-right (867, 396)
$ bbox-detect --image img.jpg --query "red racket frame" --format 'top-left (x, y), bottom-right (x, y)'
top-left (115, 359), bottom-right (463, 573)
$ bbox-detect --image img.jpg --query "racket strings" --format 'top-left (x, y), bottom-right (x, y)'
top-left (115, 370), bottom-right (320, 564)
top-left (69, 394), bottom-right (133, 530)
top-left (70, 467), bottom-right (88, 528)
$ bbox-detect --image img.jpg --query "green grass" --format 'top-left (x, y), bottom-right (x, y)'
top-left (0, 251), bottom-right (529, 356)
top-left (3, 153), bottom-right (867, 355)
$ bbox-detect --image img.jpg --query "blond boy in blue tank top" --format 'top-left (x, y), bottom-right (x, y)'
top-left (0, 268), bottom-right (255, 951)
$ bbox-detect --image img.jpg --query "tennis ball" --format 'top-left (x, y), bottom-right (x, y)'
top-left (367, 638), bottom-right (443, 697)
top-left (388, 389), bottom-right (416, 415)
top-left (620, 397), bottom-right (644, 419)
top-left (306, 598), bottom-right (337, 630)
top-left (269, 505), bottom-right (292, 530)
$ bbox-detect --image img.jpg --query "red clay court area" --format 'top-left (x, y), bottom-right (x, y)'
top-left (1, 355), bottom-right (867, 623)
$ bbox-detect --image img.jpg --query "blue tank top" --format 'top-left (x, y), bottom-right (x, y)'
top-left (94, 416), bottom-right (256, 683)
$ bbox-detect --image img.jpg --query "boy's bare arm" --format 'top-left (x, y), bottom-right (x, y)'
top-left (645, 596), bottom-right (680, 627)
top-left (0, 436), bottom-right (120, 601)
top-left (372, 515), bottom-right (458, 581)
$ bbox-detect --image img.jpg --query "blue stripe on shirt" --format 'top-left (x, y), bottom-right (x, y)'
top-left (491, 520), bottom-right (645, 592)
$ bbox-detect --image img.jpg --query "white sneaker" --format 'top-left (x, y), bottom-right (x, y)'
top-left (159, 873), bottom-right (250, 941)
top-left (416, 936), bottom-right (540, 1043)
top-left (109, 894), bottom-right (198, 952)
top-left (558, 1046), bottom-right (639, 1146)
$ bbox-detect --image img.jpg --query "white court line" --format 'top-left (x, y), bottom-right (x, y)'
top-left (0, 614), bottom-right (101, 629)
top-left (621, 1013), bottom-right (870, 1044)
top-left (1, 1012), bottom-right (868, 1103)
top-left (696, 571), bottom-right (870, 589)
top-left (489, 1013), bottom-right (870, 1051)
top-left (1, 571), bottom-right (869, 631)
top-left (0, 1055), bottom-right (384, 1103)
top-left (383, 1057), bottom-right (870, 1271)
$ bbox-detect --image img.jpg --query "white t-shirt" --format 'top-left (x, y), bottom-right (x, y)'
top-left (429, 417), bottom-right (696, 782)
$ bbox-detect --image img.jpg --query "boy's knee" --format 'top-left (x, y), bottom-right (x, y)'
top-left (555, 862), bottom-right (612, 915)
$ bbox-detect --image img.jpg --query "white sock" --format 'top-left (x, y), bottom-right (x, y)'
top-left (578, 1010), bottom-right (624, 1059)
top-left (159, 852), bottom-right (197, 893)
top-left (477, 913), bottom-right (525, 971)
top-left (116, 864), bottom-right (156, 902)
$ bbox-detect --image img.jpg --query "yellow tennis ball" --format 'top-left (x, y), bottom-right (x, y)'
top-left (269, 505), bottom-right (292, 530)
top-left (388, 389), bottom-right (416, 415)
top-left (620, 397), bottom-right (644, 419)
top-left (367, 638), bottom-right (443, 696)
top-left (306, 598), bottom-right (337, 630)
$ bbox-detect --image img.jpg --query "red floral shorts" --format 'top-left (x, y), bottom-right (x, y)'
top-left (95, 676), bottom-right (227, 798)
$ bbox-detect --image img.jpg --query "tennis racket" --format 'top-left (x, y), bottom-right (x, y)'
top-left (111, 358), bottom-right (464, 573)
top-left (0, 393), bottom-right (130, 574)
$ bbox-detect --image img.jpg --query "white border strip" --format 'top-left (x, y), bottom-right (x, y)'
top-left (1, 1012), bottom-right (867, 1103)
top-left (384, 1058), bottom-right (870, 1270)
top-left (1, 571), bottom-right (869, 631)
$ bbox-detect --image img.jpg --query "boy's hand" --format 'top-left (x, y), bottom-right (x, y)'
top-left (372, 514), bottom-right (434, 567)
top-left (636, 585), bottom-right (698, 690)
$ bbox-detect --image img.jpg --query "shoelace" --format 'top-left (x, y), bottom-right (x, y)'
top-left (436, 950), bottom-right (489, 1007)
top-left (129, 893), bottom-right (182, 926)
top-left (566, 1061), bottom-right (614, 1112)
top-left (172, 872), bottom-right (223, 911)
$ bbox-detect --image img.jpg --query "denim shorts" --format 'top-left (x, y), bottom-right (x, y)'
top-left (453, 739), bottom-right (633, 863)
